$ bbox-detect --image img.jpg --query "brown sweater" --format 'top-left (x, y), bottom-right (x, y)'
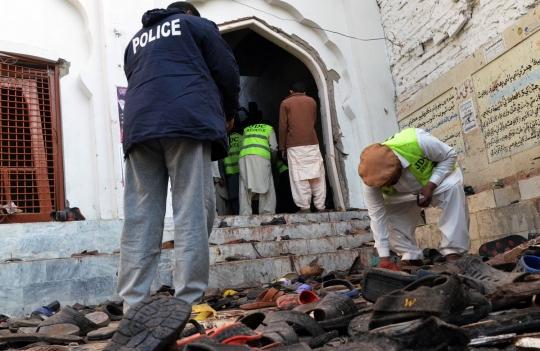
top-left (279, 93), bottom-right (319, 151)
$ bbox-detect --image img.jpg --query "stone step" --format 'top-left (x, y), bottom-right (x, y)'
top-left (0, 214), bottom-right (370, 261)
top-left (0, 247), bottom-right (376, 317)
top-left (207, 231), bottom-right (372, 264)
top-left (208, 247), bottom-right (377, 288)
top-left (206, 219), bottom-right (370, 245)
top-left (213, 210), bottom-right (368, 228)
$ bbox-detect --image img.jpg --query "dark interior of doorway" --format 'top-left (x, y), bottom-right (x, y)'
top-left (221, 28), bottom-right (334, 213)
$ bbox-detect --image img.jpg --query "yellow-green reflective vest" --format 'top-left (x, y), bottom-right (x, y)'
top-left (276, 160), bottom-right (288, 175)
top-left (380, 128), bottom-right (434, 194)
top-left (239, 124), bottom-right (273, 160)
top-left (223, 133), bottom-right (241, 175)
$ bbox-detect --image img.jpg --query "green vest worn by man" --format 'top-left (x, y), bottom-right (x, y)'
top-left (276, 159), bottom-right (288, 175)
top-left (240, 124), bottom-right (273, 160)
top-left (223, 133), bottom-right (241, 175)
top-left (380, 128), bottom-right (434, 194)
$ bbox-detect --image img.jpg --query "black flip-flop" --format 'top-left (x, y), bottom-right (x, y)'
top-left (479, 234), bottom-right (528, 258)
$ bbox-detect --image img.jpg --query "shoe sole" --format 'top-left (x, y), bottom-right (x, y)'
top-left (104, 296), bottom-right (191, 351)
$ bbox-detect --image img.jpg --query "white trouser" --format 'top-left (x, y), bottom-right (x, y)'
top-left (385, 181), bottom-right (470, 260)
top-left (238, 157), bottom-right (276, 215)
top-left (289, 175), bottom-right (326, 210)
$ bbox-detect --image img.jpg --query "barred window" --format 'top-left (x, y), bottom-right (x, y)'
top-left (0, 53), bottom-right (64, 223)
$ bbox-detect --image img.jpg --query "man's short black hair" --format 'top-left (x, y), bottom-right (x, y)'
top-left (290, 81), bottom-right (306, 93)
top-left (167, 2), bottom-right (201, 17)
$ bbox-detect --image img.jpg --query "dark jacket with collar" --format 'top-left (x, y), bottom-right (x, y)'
top-left (123, 8), bottom-right (240, 158)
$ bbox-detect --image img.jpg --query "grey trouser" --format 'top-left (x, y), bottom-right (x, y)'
top-left (117, 138), bottom-right (215, 309)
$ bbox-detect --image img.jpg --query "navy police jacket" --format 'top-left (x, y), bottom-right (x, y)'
top-left (123, 8), bottom-right (240, 159)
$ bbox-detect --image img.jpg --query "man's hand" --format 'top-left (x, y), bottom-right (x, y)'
top-left (218, 178), bottom-right (225, 187)
top-left (226, 119), bottom-right (234, 132)
top-left (413, 181), bottom-right (437, 208)
top-left (281, 150), bottom-right (287, 161)
top-left (377, 257), bottom-right (400, 271)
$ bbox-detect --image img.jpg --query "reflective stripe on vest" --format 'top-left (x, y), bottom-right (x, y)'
top-left (276, 160), bottom-right (288, 175)
top-left (239, 124), bottom-right (273, 160)
top-left (223, 133), bottom-right (241, 175)
top-left (381, 128), bottom-right (434, 195)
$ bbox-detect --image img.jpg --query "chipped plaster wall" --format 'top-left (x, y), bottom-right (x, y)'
top-left (378, 0), bottom-right (540, 100)
top-left (378, 0), bottom-right (540, 252)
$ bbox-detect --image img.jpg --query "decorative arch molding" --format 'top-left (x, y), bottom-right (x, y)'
top-left (193, 0), bottom-right (358, 121)
top-left (219, 17), bottom-right (349, 209)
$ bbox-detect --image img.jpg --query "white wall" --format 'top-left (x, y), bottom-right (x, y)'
top-left (0, 0), bottom-right (112, 221)
top-left (2, 0), bottom-right (398, 217)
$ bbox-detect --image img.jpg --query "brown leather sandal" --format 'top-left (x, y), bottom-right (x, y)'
top-left (239, 288), bottom-right (284, 310)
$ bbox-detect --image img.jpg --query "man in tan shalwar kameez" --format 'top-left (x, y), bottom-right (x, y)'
top-left (279, 81), bottom-right (326, 213)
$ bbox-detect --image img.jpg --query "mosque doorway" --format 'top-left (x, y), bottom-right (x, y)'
top-left (219, 18), bottom-right (346, 213)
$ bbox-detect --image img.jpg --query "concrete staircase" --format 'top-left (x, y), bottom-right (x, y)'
top-left (0, 211), bottom-right (376, 317)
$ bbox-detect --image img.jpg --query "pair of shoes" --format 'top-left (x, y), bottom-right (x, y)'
top-left (297, 209), bottom-right (311, 213)
top-left (260, 217), bottom-right (286, 226)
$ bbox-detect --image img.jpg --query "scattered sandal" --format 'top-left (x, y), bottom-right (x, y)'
top-left (369, 274), bottom-right (491, 330)
top-left (36, 306), bottom-right (105, 336)
top-left (240, 288), bottom-right (285, 310)
top-left (276, 290), bottom-right (320, 310)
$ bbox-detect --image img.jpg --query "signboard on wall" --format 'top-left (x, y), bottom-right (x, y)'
top-left (473, 30), bottom-right (540, 163)
top-left (398, 89), bottom-right (466, 156)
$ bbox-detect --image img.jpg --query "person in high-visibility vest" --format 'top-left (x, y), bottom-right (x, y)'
top-left (223, 128), bottom-right (242, 215)
top-left (358, 128), bottom-right (471, 271)
top-left (239, 120), bottom-right (278, 215)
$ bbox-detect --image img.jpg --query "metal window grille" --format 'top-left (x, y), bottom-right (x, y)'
top-left (0, 53), bottom-right (64, 223)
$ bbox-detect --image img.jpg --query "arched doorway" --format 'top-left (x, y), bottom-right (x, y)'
top-left (219, 17), bottom-right (346, 211)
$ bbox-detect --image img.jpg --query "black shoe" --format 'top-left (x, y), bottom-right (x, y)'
top-left (104, 296), bottom-right (191, 351)
top-left (260, 216), bottom-right (286, 226)
top-left (218, 221), bottom-right (229, 228)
